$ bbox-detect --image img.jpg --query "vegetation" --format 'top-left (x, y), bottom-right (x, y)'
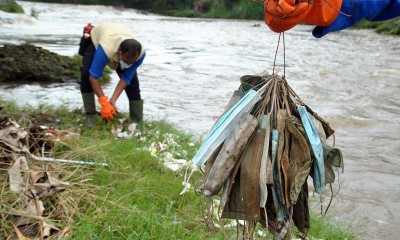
top-left (0, 44), bottom-right (111, 84)
top-left (0, 1), bottom-right (24, 13)
top-left (199, 0), bottom-right (263, 20)
top-left (25, 0), bottom-right (264, 20)
top-left (0, 100), bottom-right (354, 239)
top-left (355, 17), bottom-right (400, 35)
top-left (0, 44), bottom-right (76, 83)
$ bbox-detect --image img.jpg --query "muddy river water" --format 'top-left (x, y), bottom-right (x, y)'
top-left (1, 1), bottom-right (400, 239)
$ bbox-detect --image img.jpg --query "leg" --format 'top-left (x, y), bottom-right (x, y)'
top-left (80, 42), bottom-right (97, 126)
top-left (80, 42), bottom-right (95, 95)
top-left (125, 74), bottom-right (143, 124)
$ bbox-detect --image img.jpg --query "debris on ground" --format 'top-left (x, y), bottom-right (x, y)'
top-left (0, 107), bottom-right (87, 239)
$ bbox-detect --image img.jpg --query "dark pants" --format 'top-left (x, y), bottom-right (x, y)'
top-left (79, 37), bottom-right (141, 100)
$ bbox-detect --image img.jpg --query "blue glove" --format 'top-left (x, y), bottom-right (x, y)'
top-left (312, 0), bottom-right (400, 38)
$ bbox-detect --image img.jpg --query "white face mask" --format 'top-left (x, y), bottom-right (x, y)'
top-left (119, 59), bottom-right (132, 69)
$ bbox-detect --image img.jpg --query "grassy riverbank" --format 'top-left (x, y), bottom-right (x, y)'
top-left (0, 99), bottom-right (354, 239)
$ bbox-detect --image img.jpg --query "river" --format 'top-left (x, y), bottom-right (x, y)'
top-left (1, 1), bottom-right (400, 239)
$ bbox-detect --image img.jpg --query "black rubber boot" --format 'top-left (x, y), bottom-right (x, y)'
top-left (129, 100), bottom-right (143, 129)
top-left (82, 92), bottom-right (97, 127)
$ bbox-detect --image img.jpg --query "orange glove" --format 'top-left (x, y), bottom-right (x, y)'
top-left (98, 96), bottom-right (117, 121)
top-left (264, 0), bottom-right (342, 33)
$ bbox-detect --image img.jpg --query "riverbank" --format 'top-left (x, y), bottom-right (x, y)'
top-left (0, 43), bottom-right (111, 84)
top-left (0, 100), bottom-right (354, 239)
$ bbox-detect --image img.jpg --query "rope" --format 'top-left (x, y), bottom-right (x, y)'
top-left (272, 33), bottom-right (282, 75)
top-left (322, 174), bottom-right (342, 216)
top-left (283, 32), bottom-right (286, 79)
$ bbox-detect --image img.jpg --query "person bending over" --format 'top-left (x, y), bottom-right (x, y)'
top-left (78, 22), bottom-right (146, 127)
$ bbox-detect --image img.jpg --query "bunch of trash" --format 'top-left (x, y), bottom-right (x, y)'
top-left (191, 72), bottom-right (344, 238)
top-left (0, 107), bottom-right (91, 239)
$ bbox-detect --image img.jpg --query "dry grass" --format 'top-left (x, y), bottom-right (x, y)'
top-left (0, 127), bottom-right (101, 239)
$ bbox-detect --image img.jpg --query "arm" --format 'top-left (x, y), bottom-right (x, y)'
top-left (89, 75), bottom-right (105, 98)
top-left (89, 45), bottom-right (117, 120)
top-left (89, 45), bottom-right (108, 98)
top-left (313, 0), bottom-right (400, 38)
top-left (105, 52), bottom-right (146, 109)
top-left (118, 52), bottom-right (146, 86)
top-left (109, 79), bottom-right (127, 110)
top-left (263, 0), bottom-right (400, 37)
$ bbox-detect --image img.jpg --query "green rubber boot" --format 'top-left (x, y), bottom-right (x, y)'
top-left (129, 100), bottom-right (144, 130)
top-left (82, 92), bottom-right (97, 127)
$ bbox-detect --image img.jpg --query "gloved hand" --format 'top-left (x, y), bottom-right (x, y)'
top-left (83, 23), bottom-right (94, 39)
top-left (98, 96), bottom-right (117, 121)
top-left (83, 23), bottom-right (93, 33)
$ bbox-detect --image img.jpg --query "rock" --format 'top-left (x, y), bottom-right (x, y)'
top-left (0, 44), bottom-right (77, 83)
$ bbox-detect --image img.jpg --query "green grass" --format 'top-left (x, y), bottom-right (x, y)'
top-left (308, 212), bottom-right (355, 239)
top-left (0, 2), bottom-right (24, 13)
top-left (199, 0), bottom-right (263, 19)
top-left (354, 17), bottom-right (400, 35)
top-left (0, 100), bottom-right (354, 239)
